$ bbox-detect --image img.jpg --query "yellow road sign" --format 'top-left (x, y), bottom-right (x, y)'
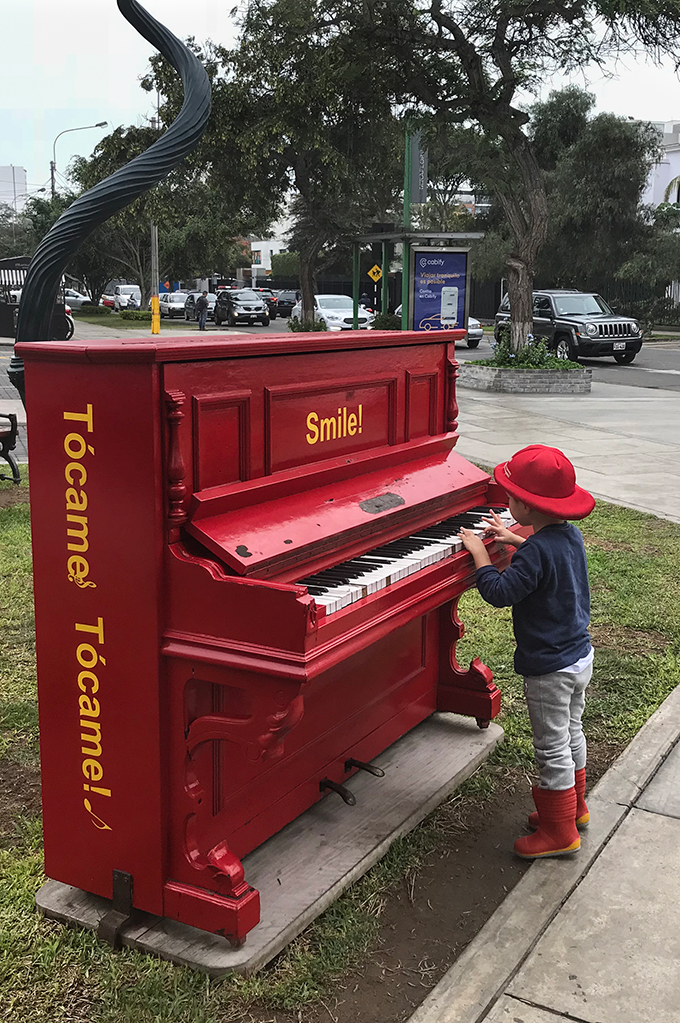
top-left (367, 264), bottom-right (382, 282)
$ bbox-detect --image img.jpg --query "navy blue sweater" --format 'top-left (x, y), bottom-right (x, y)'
top-left (475, 523), bottom-right (591, 676)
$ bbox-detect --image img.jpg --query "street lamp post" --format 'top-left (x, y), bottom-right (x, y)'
top-left (50, 121), bottom-right (108, 198)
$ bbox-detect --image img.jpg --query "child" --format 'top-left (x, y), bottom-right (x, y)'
top-left (459, 445), bottom-right (595, 859)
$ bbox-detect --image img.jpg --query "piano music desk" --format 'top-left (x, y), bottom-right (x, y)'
top-left (19, 329), bottom-right (519, 958)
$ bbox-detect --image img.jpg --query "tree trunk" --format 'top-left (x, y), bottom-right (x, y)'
top-left (505, 255), bottom-right (533, 351)
top-left (493, 135), bottom-right (549, 352)
top-left (299, 250), bottom-right (316, 325)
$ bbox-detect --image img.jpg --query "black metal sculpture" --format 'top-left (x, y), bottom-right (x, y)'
top-left (8, 0), bottom-right (211, 404)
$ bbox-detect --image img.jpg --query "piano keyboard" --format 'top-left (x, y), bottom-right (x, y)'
top-left (296, 506), bottom-right (515, 616)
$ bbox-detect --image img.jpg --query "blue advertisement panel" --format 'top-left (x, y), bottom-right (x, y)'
top-left (411, 249), bottom-right (468, 331)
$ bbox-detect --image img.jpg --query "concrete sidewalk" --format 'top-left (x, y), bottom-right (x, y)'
top-left (455, 380), bottom-right (678, 523)
top-left (409, 685), bottom-right (680, 1023)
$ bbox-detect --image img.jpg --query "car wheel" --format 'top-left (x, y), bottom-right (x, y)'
top-left (261, 316), bottom-right (270, 326)
top-left (613, 351), bottom-right (636, 365)
top-left (467, 338), bottom-right (481, 348)
top-left (554, 334), bottom-right (578, 361)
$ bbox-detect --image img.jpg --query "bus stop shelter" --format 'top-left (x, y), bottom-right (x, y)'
top-left (351, 231), bottom-right (484, 329)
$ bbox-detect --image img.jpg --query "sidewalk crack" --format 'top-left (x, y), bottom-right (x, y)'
top-left (508, 993), bottom-right (604, 1023)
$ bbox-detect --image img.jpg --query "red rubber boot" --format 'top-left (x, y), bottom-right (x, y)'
top-left (528, 767), bottom-right (590, 831)
top-left (574, 767), bottom-right (589, 828)
top-left (514, 787), bottom-right (580, 859)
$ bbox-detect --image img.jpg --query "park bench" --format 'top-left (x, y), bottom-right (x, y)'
top-left (0, 413), bottom-right (21, 484)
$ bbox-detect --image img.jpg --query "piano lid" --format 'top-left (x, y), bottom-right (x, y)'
top-left (186, 436), bottom-right (490, 577)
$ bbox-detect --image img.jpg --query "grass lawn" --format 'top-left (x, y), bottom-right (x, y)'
top-left (1, 471), bottom-right (678, 1021)
top-left (72, 313), bottom-right (193, 330)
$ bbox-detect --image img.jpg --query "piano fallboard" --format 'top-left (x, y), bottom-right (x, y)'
top-left (186, 437), bottom-right (490, 579)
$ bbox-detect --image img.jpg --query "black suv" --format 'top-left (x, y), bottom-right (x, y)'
top-left (213, 288), bottom-right (269, 327)
top-left (276, 290), bottom-right (298, 316)
top-left (248, 287), bottom-right (278, 319)
top-left (494, 290), bottom-right (643, 364)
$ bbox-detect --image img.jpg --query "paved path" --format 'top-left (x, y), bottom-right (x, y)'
top-left (409, 686), bottom-right (680, 1023)
top-left (455, 381), bottom-right (679, 523)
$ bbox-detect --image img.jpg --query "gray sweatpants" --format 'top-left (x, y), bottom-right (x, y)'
top-left (523, 662), bottom-right (593, 790)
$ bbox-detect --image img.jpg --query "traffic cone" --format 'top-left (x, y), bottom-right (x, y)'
top-left (528, 767), bottom-right (590, 830)
top-left (514, 787), bottom-right (580, 859)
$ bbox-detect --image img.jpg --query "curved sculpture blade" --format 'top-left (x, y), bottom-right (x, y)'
top-left (9, 0), bottom-right (211, 399)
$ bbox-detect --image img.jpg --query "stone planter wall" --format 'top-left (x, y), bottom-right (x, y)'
top-left (458, 363), bottom-right (592, 394)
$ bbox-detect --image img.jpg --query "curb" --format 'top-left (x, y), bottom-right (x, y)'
top-left (407, 683), bottom-right (680, 1023)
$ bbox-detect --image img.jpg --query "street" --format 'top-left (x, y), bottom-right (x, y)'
top-left (460, 334), bottom-right (680, 390)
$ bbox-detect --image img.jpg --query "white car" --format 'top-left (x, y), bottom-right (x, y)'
top-left (64, 288), bottom-right (91, 310)
top-left (466, 317), bottom-right (483, 348)
top-left (291, 294), bottom-right (374, 331)
top-left (159, 292), bottom-right (187, 318)
top-left (113, 284), bottom-right (142, 311)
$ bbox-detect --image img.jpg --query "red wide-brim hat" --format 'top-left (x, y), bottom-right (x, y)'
top-left (494, 445), bottom-right (595, 520)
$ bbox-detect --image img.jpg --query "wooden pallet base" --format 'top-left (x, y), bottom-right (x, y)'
top-left (36, 712), bottom-right (502, 976)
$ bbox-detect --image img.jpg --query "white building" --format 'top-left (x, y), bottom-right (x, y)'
top-left (0, 166), bottom-right (28, 211)
top-left (250, 212), bottom-right (294, 280)
top-left (642, 122), bottom-right (680, 206)
top-left (250, 237), bottom-right (289, 280)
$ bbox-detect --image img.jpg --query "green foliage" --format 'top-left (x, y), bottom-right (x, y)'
top-left (271, 251), bottom-right (300, 277)
top-left (287, 316), bottom-right (327, 331)
top-left (477, 332), bottom-right (580, 369)
top-left (371, 312), bottom-right (402, 330)
top-left (0, 203), bottom-right (33, 259)
top-left (119, 309), bottom-right (152, 321)
top-left (73, 304), bottom-right (111, 316)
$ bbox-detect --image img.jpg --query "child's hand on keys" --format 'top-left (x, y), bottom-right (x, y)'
top-left (482, 510), bottom-right (525, 547)
top-left (458, 527), bottom-right (486, 555)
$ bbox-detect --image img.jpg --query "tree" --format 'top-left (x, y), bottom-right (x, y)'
top-left (142, 7), bottom-right (403, 322)
top-left (69, 125), bottom-right (251, 304)
top-left (271, 250), bottom-right (299, 277)
top-left (464, 87), bottom-right (667, 321)
top-left (322, 0), bottom-right (680, 348)
top-left (0, 203), bottom-right (33, 259)
top-left (21, 195), bottom-right (119, 302)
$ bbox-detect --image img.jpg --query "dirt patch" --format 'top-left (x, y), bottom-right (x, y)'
top-left (0, 755), bottom-right (42, 847)
top-left (0, 486), bottom-right (29, 510)
top-left (585, 536), bottom-right (660, 556)
top-left (590, 623), bottom-right (671, 655)
top-left (295, 744), bottom-right (624, 1023)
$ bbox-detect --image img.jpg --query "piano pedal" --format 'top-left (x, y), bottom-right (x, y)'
top-left (344, 758), bottom-right (385, 778)
top-left (319, 778), bottom-right (357, 805)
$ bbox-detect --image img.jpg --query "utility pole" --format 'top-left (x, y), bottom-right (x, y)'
top-left (401, 130), bottom-right (412, 331)
top-left (50, 161), bottom-right (56, 199)
top-left (150, 223), bottom-right (160, 335)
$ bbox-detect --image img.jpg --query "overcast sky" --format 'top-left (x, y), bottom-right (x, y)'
top-left (2, 0), bottom-right (680, 195)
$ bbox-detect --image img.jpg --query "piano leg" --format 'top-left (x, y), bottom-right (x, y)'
top-left (436, 597), bottom-right (501, 727)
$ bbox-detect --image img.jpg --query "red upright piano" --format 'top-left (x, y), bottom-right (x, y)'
top-left (19, 328), bottom-right (513, 946)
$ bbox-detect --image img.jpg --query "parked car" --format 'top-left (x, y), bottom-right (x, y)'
top-left (100, 292), bottom-right (115, 308)
top-left (248, 287), bottom-right (278, 319)
top-left (395, 304), bottom-right (478, 344)
top-left (275, 290), bottom-right (298, 316)
top-left (113, 284), bottom-right (142, 312)
top-left (63, 288), bottom-right (90, 310)
top-left (213, 288), bottom-right (269, 326)
top-left (184, 292), bottom-right (217, 321)
top-left (466, 317), bottom-right (483, 348)
top-left (158, 292), bottom-right (188, 318)
top-left (494, 290), bottom-right (643, 364)
top-left (291, 294), bottom-right (374, 330)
